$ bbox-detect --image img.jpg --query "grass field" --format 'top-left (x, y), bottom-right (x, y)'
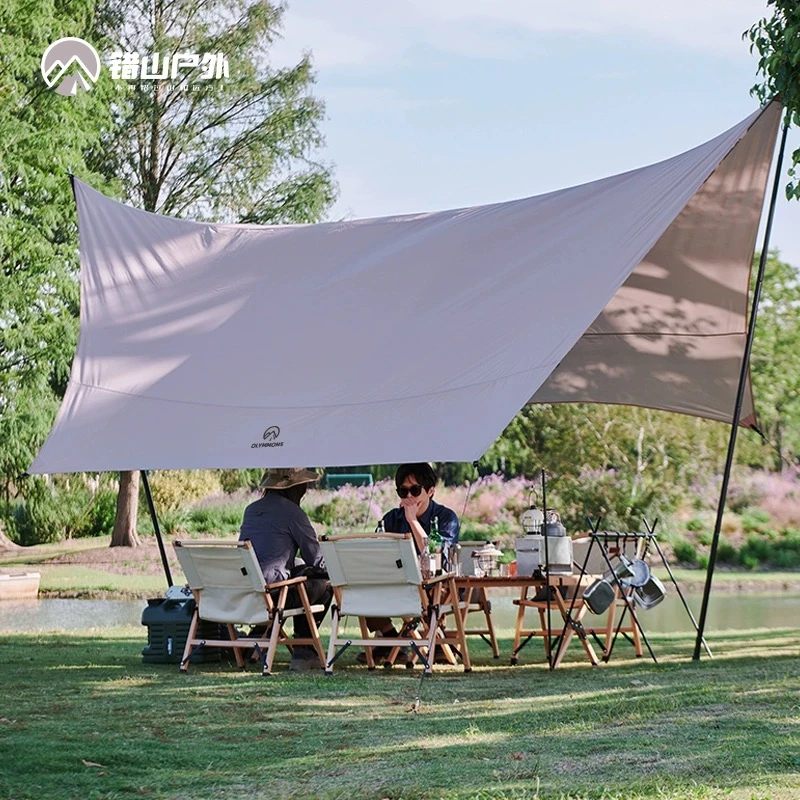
top-left (0, 622), bottom-right (798, 800)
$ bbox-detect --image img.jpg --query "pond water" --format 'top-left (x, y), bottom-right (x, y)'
top-left (0, 593), bottom-right (797, 634)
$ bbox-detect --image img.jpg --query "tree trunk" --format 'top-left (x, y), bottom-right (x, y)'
top-left (111, 470), bottom-right (142, 547)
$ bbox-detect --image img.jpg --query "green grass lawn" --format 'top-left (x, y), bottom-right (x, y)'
top-left (0, 625), bottom-right (798, 800)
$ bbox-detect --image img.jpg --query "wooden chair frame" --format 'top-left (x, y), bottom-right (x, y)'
top-left (174, 540), bottom-right (326, 676)
top-left (321, 534), bottom-right (471, 674)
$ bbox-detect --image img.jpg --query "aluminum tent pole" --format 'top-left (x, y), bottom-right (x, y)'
top-left (140, 469), bottom-right (173, 588)
top-left (693, 117), bottom-right (789, 660)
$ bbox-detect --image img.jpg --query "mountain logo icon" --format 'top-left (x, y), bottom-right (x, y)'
top-left (263, 426), bottom-right (281, 441)
top-left (41, 38), bottom-right (101, 96)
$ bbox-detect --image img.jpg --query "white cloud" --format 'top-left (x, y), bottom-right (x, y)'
top-left (272, 0), bottom-right (771, 68)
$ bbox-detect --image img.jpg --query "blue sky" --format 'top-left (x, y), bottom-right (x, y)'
top-left (272, 0), bottom-right (799, 267)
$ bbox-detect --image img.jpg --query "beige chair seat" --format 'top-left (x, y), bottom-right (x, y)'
top-left (321, 533), bottom-right (471, 674)
top-left (173, 540), bottom-right (327, 676)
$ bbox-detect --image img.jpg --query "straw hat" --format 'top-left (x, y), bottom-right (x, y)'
top-left (259, 467), bottom-right (320, 490)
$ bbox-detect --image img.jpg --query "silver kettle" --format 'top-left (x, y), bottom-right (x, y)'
top-left (544, 511), bottom-right (566, 537)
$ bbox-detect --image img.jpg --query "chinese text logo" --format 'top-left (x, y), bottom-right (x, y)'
top-left (108, 51), bottom-right (229, 82)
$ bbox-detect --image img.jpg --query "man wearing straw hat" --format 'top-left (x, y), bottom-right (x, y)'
top-left (239, 467), bottom-right (331, 671)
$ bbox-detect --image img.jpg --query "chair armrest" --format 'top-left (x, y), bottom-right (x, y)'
top-left (265, 576), bottom-right (308, 590)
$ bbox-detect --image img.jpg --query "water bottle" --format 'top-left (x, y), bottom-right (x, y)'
top-left (430, 515), bottom-right (440, 549)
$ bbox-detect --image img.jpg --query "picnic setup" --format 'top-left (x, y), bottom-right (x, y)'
top-left (147, 463), bottom-right (704, 681)
top-left (26, 99), bottom-right (785, 683)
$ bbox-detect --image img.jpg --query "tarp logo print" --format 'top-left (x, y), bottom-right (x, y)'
top-left (252, 427), bottom-right (283, 449)
top-left (41, 38), bottom-right (101, 96)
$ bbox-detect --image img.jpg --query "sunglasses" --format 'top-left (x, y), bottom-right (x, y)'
top-left (397, 484), bottom-right (424, 499)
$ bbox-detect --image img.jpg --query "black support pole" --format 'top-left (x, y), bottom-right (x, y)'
top-left (140, 469), bottom-right (173, 588)
top-left (693, 117), bottom-right (789, 660)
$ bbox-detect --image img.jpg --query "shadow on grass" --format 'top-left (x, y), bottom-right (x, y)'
top-left (0, 629), bottom-right (798, 800)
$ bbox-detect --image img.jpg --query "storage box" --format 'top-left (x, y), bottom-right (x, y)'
top-left (515, 535), bottom-right (573, 575)
top-left (141, 598), bottom-right (222, 664)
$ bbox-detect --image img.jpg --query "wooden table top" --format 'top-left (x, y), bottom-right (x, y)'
top-left (455, 572), bottom-right (599, 589)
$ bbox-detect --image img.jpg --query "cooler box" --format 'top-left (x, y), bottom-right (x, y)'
top-left (141, 598), bottom-right (222, 664)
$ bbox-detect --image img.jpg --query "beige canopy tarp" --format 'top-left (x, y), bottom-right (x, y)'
top-left (29, 102), bottom-right (780, 474)
top-left (532, 101), bottom-right (782, 427)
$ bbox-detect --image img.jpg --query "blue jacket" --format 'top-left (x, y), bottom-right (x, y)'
top-left (380, 498), bottom-right (460, 547)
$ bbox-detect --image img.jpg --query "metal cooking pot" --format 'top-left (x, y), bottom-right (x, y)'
top-left (603, 555), bottom-right (650, 588)
top-left (583, 578), bottom-right (615, 615)
top-left (633, 575), bottom-right (667, 610)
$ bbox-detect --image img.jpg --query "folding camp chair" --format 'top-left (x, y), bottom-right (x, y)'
top-left (173, 540), bottom-right (326, 676)
top-left (320, 534), bottom-right (471, 674)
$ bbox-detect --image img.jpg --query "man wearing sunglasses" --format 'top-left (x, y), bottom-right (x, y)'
top-left (379, 462), bottom-right (460, 554)
top-left (357, 463), bottom-right (460, 665)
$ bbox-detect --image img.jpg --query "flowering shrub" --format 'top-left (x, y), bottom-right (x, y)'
top-left (147, 470), bottom-right (223, 511)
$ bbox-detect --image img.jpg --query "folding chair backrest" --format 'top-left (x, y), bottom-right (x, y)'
top-left (320, 535), bottom-right (422, 618)
top-left (174, 541), bottom-right (271, 626)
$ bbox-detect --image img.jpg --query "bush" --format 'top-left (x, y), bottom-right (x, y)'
top-left (10, 478), bottom-right (67, 545)
top-left (159, 508), bottom-right (190, 536)
top-left (672, 536), bottom-right (698, 565)
top-left (739, 533), bottom-right (773, 565)
top-left (716, 536), bottom-right (738, 564)
top-left (555, 467), bottom-right (680, 533)
top-left (686, 517), bottom-right (705, 532)
top-left (740, 552), bottom-right (760, 570)
top-left (697, 531), bottom-right (713, 547)
top-left (218, 469), bottom-right (261, 494)
top-left (186, 503), bottom-right (248, 535)
top-left (740, 507), bottom-right (772, 534)
top-left (147, 470), bottom-right (222, 511)
top-left (75, 489), bottom-right (118, 538)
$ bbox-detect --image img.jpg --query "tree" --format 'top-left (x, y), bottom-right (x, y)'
top-left (0, 0), bottom-right (115, 526)
top-left (747, 0), bottom-right (800, 199)
top-left (748, 251), bottom-right (800, 469)
top-left (92, 0), bottom-right (336, 546)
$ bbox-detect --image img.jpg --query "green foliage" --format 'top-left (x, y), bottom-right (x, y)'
top-left (218, 469), bottom-right (261, 494)
top-left (308, 494), bottom-right (371, 530)
top-left (92, 0), bottom-right (336, 222)
top-left (555, 466), bottom-right (679, 533)
top-left (747, 253), bottom-right (800, 468)
top-left (685, 517), bottom-right (705, 532)
top-left (741, 507), bottom-right (772, 533)
top-left (747, 1), bottom-right (800, 199)
top-left (158, 507), bottom-right (190, 536)
top-left (0, 0), bottom-right (117, 513)
top-left (739, 529), bottom-right (800, 569)
top-left (672, 536), bottom-right (698, 565)
top-left (9, 478), bottom-right (70, 545)
top-left (146, 470), bottom-right (222, 512)
top-left (75, 488), bottom-right (118, 538)
top-left (8, 477), bottom-right (120, 544)
top-left (716, 536), bottom-right (738, 564)
top-left (185, 502), bottom-right (248, 534)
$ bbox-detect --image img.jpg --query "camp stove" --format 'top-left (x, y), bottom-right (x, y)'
top-left (516, 509), bottom-right (573, 576)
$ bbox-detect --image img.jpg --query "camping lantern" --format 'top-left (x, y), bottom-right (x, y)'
top-left (471, 543), bottom-right (504, 578)
top-left (520, 506), bottom-right (544, 534)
